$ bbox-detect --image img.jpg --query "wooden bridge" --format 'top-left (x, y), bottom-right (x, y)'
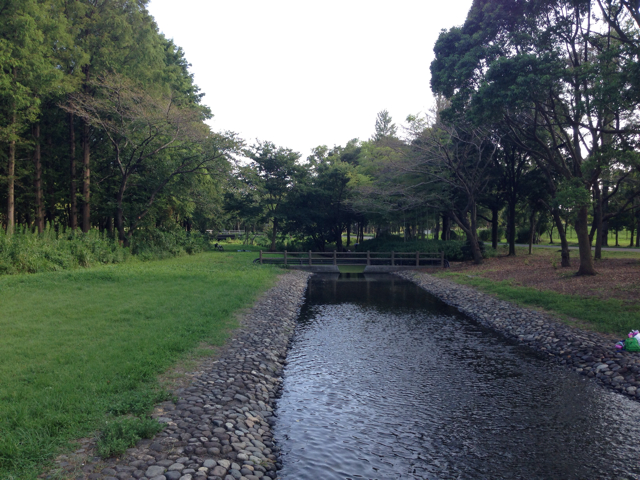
top-left (257, 251), bottom-right (447, 272)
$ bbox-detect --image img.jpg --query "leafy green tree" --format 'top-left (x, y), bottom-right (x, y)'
top-left (0, 0), bottom-right (68, 233)
top-left (63, 73), bottom-right (234, 245)
top-left (372, 109), bottom-right (397, 142)
top-left (284, 145), bottom-right (357, 251)
top-left (242, 141), bottom-right (301, 251)
top-left (430, 0), bottom-right (640, 274)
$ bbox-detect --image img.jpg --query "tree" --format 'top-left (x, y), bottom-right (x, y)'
top-left (372, 109), bottom-right (397, 142)
top-left (404, 115), bottom-right (497, 264)
top-left (0, 0), bottom-right (67, 233)
top-left (284, 145), bottom-right (357, 251)
top-left (430, 0), bottom-right (640, 275)
top-left (242, 141), bottom-right (301, 251)
top-left (63, 73), bottom-right (234, 245)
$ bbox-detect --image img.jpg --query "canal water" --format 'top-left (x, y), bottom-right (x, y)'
top-left (273, 273), bottom-right (640, 479)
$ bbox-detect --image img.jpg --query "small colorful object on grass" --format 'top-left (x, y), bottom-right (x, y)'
top-left (618, 331), bottom-right (640, 352)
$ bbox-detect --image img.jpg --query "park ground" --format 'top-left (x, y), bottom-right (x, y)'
top-left (0, 251), bottom-right (280, 479)
top-left (2, 241), bottom-right (640, 478)
top-left (436, 245), bottom-right (640, 336)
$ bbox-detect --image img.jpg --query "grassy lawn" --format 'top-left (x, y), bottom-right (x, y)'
top-left (434, 271), bottom-right (640, 335)
top-left (0, 252), bottom-right (280, 479)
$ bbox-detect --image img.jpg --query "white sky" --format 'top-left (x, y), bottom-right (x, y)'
top-left (147, 0), bottom-right (473, 158)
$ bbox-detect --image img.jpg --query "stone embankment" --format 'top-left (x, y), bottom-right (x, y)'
top-left (399, 271), bottom-right (640, 401)
top-left (67, 270), bottom-right (310, 480)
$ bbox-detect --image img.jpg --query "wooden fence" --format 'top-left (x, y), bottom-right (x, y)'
top-left (258, 250), bottom-right (445, 268)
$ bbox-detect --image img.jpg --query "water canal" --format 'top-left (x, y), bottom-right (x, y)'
top-left (273, 273), bottom-right (640, 479)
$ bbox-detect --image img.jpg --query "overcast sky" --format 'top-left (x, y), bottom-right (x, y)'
top-left (147, 0), bottom-right (473, 158)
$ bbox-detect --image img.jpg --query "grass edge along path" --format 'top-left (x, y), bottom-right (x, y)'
top-left (434, 272), bottom-right (640, 336)
top-left (0, 252), bottom-right (281, 479)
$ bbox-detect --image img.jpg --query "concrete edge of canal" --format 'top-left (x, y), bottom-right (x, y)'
top-left (398, 270), bottom-right (640, 403)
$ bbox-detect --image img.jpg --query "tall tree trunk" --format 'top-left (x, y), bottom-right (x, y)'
top-left (552, 209), bottom-right (571, 267)
top-left (451, 206), bottom-right (483, 265)
top-left (491, 205), bottom-right (499, 250)
top-left (549, 223), bottom-right (555, 244)
top-left (594, 183), bottom-right (603, 259)
top-left (270, 217), bottom-right (278, 251)
top-left (69, 112), bottom-right (77, 230)
top-left (46, 134), bottom-right (55, 226)
top-left (434, 214), bottom-right (440, 241)
top-left (346, 222), bottom-right (351, 247)
top-left (615, 229), bottom-right (619, 247)
top-left (507, 195), bottom-right (517, 256)
top-left (116, 184), bottom-right (127, 246)
top-left (7, 138), bottom-right (15, 234)
top-left (441, 214), bottom-right (450, 240)
top-left (630, 218), bottom-right (635, 247)
top-left (82, 119), bottom-right (90, 232)
top-left (528, 210), bottom-right (537, 255)
top-left (33, 123), bottom-right (44, 234)
top-left (575, 205), bottom-right (596, 275)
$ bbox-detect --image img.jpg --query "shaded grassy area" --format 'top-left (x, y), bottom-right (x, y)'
top-left (434, 271), bottom-right (640, 336)
top-left (0, 252), bottom-right (280, 479)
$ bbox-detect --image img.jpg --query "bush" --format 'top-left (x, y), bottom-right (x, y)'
top-left (479, 227), bottom-right (506, 243)
top-left (0, 224), bottom-right (209, 276)
top-left (0, 225), bottom-right (128, 274)
top-left (478, 229), bottom-right (491, 242)
top-left (355, 236), bottom-right (472, 261)
top-left (130, 228), bottom-right (209, 259)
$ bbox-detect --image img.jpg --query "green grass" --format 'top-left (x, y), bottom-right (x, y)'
top-left (435, 271), bottom-right (639, 335)
top-left (0, 252), bottom-right (280, 479)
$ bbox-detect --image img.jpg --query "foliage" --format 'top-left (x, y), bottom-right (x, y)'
top-left (0, 226), bottom-right (128, 274)
top-left (130, 227), bottom-right (209, 259)
top-left (0, 0), bottom-right (232, 243)
top-left (0, 224), bottom-right (213, 275)
top-left (478, 227), bottom-right (505, 242)
top-left (355, 235), bottom-right (472, 261)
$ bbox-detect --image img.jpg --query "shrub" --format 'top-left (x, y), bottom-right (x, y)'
top-left (479, 227), bottom-right (506, 243)
top-left (478, 229), bottom-right (491, 242)
top-left (0, 224), bottom-right (209, 276)
top-left (0, 226), bottom-right (128, 274)
top-left (130, 228), bottom-right (209, 259)
top-left (355, 236), bottom-right (471, 261)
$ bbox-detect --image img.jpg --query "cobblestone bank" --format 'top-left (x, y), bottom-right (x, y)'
top-left (398, 271), bottom-right (640, 401)
top-left (59, 270), bottom-right (310, 480)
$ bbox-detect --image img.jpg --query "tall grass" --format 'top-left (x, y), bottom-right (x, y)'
top-left (0, 226), bottom-right (212, 275)
top-left (0, 225), bottom-right (128, 274)
top-left (0, 252), bottom-right (280, 479)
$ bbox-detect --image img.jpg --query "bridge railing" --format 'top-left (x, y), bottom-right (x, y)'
top-left (258, 250), bottom-right (445, 268)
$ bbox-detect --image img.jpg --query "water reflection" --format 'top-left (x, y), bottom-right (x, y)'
top-left (274, 274), bottom-right (640, 479)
